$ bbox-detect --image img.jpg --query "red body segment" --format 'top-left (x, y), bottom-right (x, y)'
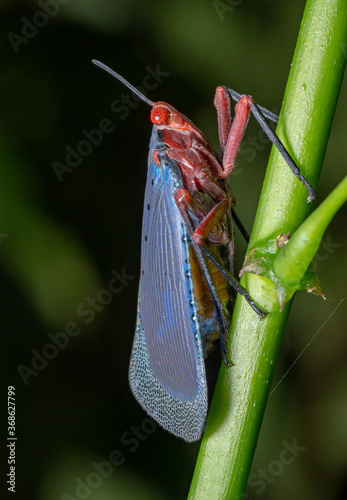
top-left (149, 89), bottom-right (254, 248)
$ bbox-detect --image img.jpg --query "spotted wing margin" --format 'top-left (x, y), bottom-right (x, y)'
top-left (129, 153), bottom-right (207, 442)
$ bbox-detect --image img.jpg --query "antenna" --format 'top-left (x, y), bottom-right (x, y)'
top-left (92, 60), bottom-right (154, 107)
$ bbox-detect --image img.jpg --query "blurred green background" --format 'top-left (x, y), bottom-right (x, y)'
top-left (1, 1), bottom-right (346, 499)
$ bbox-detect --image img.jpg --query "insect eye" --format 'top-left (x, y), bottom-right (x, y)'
top-left (170, 114), bottom-right (184, 127)
top-left (150, 106), bottom-right (169, 125)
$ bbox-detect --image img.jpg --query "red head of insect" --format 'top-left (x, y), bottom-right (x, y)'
top-left (150, 103), bottom-right (186, 128)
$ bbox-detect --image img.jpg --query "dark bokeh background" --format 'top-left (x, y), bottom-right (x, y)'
top-left (1, 1), bottom-right (346, 499)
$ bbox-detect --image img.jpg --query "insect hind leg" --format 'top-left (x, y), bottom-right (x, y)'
top-left (200, 245), bottom-right (267, 320)
top-left (178, 204), bottom-right (233, 366)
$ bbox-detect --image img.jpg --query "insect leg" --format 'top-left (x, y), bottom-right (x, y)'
top-left (226, 87), bottom-right (316, 203)
top-left (200, 245), bottom-right (267, 319)
top-left (178, 206), bottom-right (233, 366)
top-left (227, 87), bottom-right (279, 123)
top-left (174, 188), bottom-right (230, 246)
top-left (247, 101), bottom-right (315, 202)
top-left (231, 207), bottom-right (250, 244)
top-left (214, 87), bottom-right (252, 178)
top-left (214, 85), bottom-right (232, 156)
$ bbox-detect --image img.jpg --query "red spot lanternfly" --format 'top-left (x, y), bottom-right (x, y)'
top-left (92, 60), bottom-right (315, 442)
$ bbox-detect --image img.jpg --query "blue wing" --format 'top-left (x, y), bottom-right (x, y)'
top-left (129, 127), bottom-right (207, 442)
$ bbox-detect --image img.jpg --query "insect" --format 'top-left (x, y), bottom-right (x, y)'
top-left (92, 60), bottom-right (315, 442)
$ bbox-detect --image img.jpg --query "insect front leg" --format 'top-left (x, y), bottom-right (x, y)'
top-left (173, 188), bottom-right (230, 247)
top-left (214, 86), bottom-right (253, 178)
top-left (224, 86), bottom-right (316, 202)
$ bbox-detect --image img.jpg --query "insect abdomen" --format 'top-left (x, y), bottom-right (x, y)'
top-left (189, 245), bottom-right (231, 353)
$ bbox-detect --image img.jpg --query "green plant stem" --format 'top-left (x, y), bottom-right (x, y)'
top-left (188, 1), bottom-right (347, 499)
top-left (274, 175), bottom-right (347, 285)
